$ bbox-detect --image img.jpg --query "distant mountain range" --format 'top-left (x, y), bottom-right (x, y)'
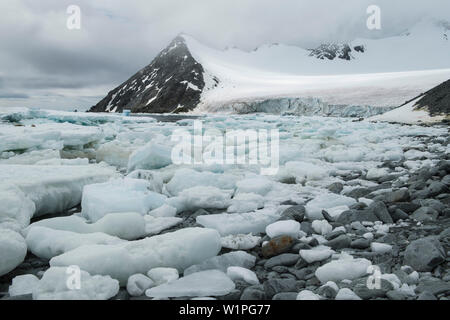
top-left (90, 19), bottom-right (450, 114)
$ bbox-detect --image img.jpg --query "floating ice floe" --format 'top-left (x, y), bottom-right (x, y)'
top-left (24, 212), bottom-right (147, 241)
top-left (227, 193), bottom-right (265, 213)
top-left (196, 207), bottom-right (283, 236)
top-left (26, 226), bottom-right (125, 260)
top-left (81, 178), bottom-right (166, 222)
top-left (235, 176), bottom-right (273, 196)
top-left (146, 270), bottom-right (235, 298)
top-left (0, 229), bottom-right (27, 276)
top-left (32, 267), bottom-right (119, 300)
top-left (50, 228), bottom-right (221, 285)
top-left (144, 216), bottom-right (183, 235)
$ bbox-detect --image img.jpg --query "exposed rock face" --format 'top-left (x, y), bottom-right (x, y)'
top-left (89, 36), bottom-right (206, 114)
top-left (308, 43), bottom-right (364, 61)
top-left (414, 79), bottom-right (450, 116)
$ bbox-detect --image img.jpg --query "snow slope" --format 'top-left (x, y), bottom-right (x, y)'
top-left (183, 20), bottom-right (450, 110)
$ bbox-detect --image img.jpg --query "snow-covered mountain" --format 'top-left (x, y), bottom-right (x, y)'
top-left (90, 19), bottom-right (450, 114)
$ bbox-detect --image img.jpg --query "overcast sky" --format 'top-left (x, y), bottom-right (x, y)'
top-left (0, 0), bottom-right (448, 111)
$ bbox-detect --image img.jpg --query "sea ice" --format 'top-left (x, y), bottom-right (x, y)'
top-left (127, 274), bottom-right (155, 297)
top-left (315, 257), bottom-right (372, 284)
top-left (81, 178), bottom-right (166, 222)
top-left (300, 245), bottom-right (335, 263)
top-left (147, 268), bottom-right (179, 286)
top-left (127, 142), bottom-right (172, 172)
top-left (8, 274), bottom-right (40, 297)
top-left (297, 290), bottom-right (321, 300)
top-left (227, 267), bottom-right (259, 285)
top-left (148, 204), bottom-right (178, 217)
top-left (144, 216), bottom-right (183, 235)
top-left (26, 226), bottom-right (125, 260)
top-left (306, 193), bottom-right (356, 220)
top-left (196, 207), bottom-right (281, 236)
top-left (32, 267), bottom-right (119, 300)
top-left (50, 228), bottom-right (222, 285)
top-left (0, 229), bottom-right (27, 276)
top-left (265, 220), bottom-right (300, 238)
top-left (220, 234), bottom-right (261, 250)
top-left (312, 220), bottom-right (333, 235)
top-left (227, 193), bottom-right (265, 213)
top-left (167, 186), bottom-right (232, 213)
top-left (235, 176), bottom-right (273, 196)
top-left (146, 270), bottom-right (235, 298)
top-left (184, 251), bottom-right (256, 276)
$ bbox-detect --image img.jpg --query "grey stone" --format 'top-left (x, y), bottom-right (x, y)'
top-left (326, 235), bottom-right (352, 250)
top-left (272, 292), bottom-right (298, 300)
top-left (369, 201), bottom-right (393, 224)
top-left (351, 238), bottom-right (371, 249)
top-left (317, 284), bottom-right (338, 299)
top-left (264, 254), bottom-right (299, 269)
top-left (394, 202), bottom-right (421, 214)
top-left (442, 175), bottom-right (450, 186)
top-left (327, 182), bottom-right (344, 194)
top-left (390, 209), bottom-right (409, 222)
top-left (290, 267), bottom-right (316, 281)
top-left (427, 181), bottom-right (449, 197)
top-left (410, 207), bottom-right (439, 222)
top-left (416, 279), bottom-right (450, 296)
top-left (300, 222), bottom-right (313, 235)
top-left (384, 189), bottom-right (410, 203)
top-left (325, 230), bottom-right (346, 241)
top-left (184, 251), bottom-right (256, 275)
top-left (336, 209), bottom-right (378, 225)
top-left (345, 188), bottom-right (371, 199)
top-left (404, 237), bottom-right (446, 272)
top-left (321, 210), bottom-right (335, 223)
top-left (353, 278), bottom-right (394, 299)
top-left (279, 205), bottom-right (305, 222)
top-left (386, 290), bottom-right (408, 300)
top-left (417, 291), bottom-right (437, 300)
top-left (263, 279), bottom-right (300, 298)
top-left (240, 285), bottom-right (266, 300)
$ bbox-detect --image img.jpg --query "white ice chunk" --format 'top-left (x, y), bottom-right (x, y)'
top-left (25, 212), bottom-right (146, 241)
top-left (0, 184), bottom-right (35, 231)
top-left (127, 142), bottom-right (172, 172)
top-left (148, 204), bottom-right (177, 217)
top-left (236, 176), bottom-right (273, 196)
top-left (81, 178), bottom-right (166, 222)
top-left (227, 267), bottom-right (259, 285)
top-left (0, 229), bottom-right (27, 276)
top-left (165, 168), bottom-right (238, 196)
top-left (265, 220), bottom-right (300, 238)
top-left (32, 267), bottom-right (119, 300)
top-left (167, 186), bottom-right (232, 213)
top-left (297, 290), bottom-right (321, 300)
top-left (221, 234), bottom-right (261, 250)
top-left (146, 270), bottom-right (235, 298)
top-left (196, 207), bottom-right (281, 236)
top-left (335, 288), bottom-right (362, 300)
top-left (370, 242), bottom-right (393, 254)
top-left (8, 274), bottom-right (40, 297)
top-left (144, 216), bottom-right (183, 235)
top-left (282, 161), bottom-right (328, 183)
top-left (126, 274), bottom-right (155, 297)
top-left (312, 220), bottom-right (333, 235)
top-left (147, 268), bottom-right (179, 286)
top-left (306, 193), bottom-right (356, 220)
top-left (315, 258), bottom-right (372, 284)
top-left (26, 226), bottom-right (125, 260)
top-left (50, 228), bottom-right (221, 285)
top-left (0, 164), bottom-right (116, 218)
top-left (366, 167), bottom-right (390, 180)
top-left (300, 245), bottom-right (335, 263)
top-left (96, 140), bottom-right (134, 168)
top-left (227, 193), bottom-right (265, 213)
top-left (184, 251), bottom-right (256, 276)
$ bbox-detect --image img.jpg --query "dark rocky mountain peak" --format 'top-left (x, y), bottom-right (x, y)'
top-left (308, 43), bottom-right (366, 61)
top-left (89, 35), bottom-right (206, 114)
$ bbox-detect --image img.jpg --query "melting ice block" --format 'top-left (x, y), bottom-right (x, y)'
top-left (50, 228), bottom-right (222, 285)
top-left (32, 267), bottom-right (119, 300)
top-left (315, 257), bottom-right (372, 284)
top-left (81, 178), bottom-right (166, 222)
top-left (127, 142), bottom-right (172, 172)
top-left (0, 229), bottom-right (27, 276)
top-left (196, 207), bottom-right (281, 236)
top-left (146, 270), bottom-right (235, 298)
top-left (0, 164), bottom-right (116, 219)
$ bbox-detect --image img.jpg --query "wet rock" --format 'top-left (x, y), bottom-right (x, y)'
top-left (261, 236), bottom-right (295, 258)
top-left (240, 285), bottom-right (266, 300)
top-left (410, 207), bottom-right (439, 222)
top-left (427, 181), bottom-right (449, 197)
top-left (272, 292), bottom-right (298, 300)
top-left (390, 209), bottom-right (409, 222)
top-left (336, 209), bottom-right (378, 225)
top-left (264, 254), bottom-right (299, 269)
top-left (394, 202), bottom-right (421, 214)
top-left (326, 235), bottom-right (352, 250)
top-left (327, 182), bottom-right (344, 194)
top-left (404, 237), bottom-right (446, 272)
top-left (345, 188), bottom-right (371, 199)
top-left (325, 230), bottom-right (346, 241)
top-left (417, 291), bottom-right (438, 300)
top-left (416, 279), bottom-right (450, 296)
top-left (300, 222), bottom-right (313, 235)
top-left (369, 201), bottom-right (393, 224)
top-left (263, 279), bottom-right (300, 299)
top-left (384, 189), bottom-right (410, 203)
top-left (279, 206), bottom-right (305, 222)
top-left (351, 238), bottom-right (371, 249)
top-left (353, 278), bottom-right (394, 299)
